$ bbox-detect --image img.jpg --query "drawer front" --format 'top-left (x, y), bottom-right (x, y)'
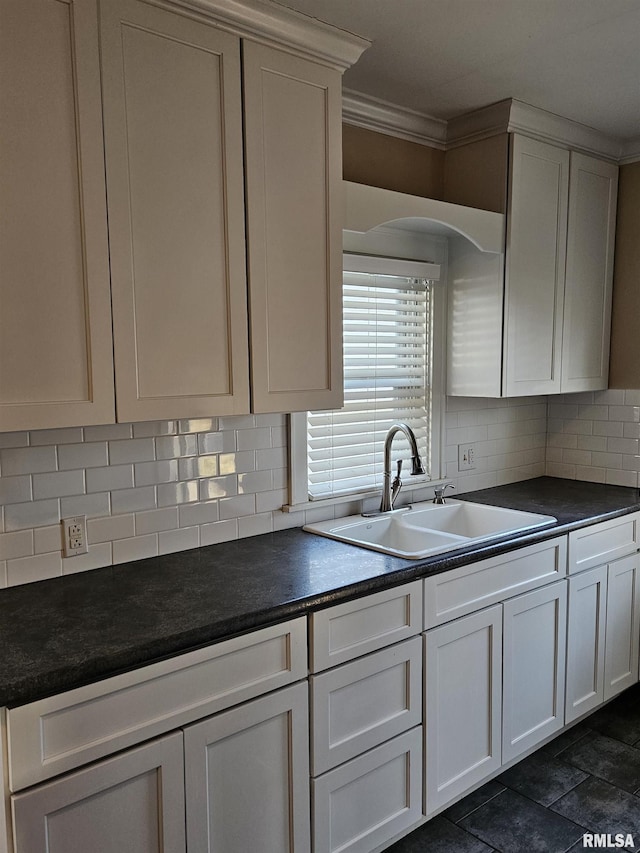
top-left (424, 536), bottom-right (567, 629)
top-left (310, 581), bottom-right (422, 672)
top-left (568, 513), bottom-right (640, 574)
top-left (310, 636), bottom-right (422, 776)
top-left (7, 618), bottom-right (307, 791)
top-left (312, 727), bottom-right (423, 853)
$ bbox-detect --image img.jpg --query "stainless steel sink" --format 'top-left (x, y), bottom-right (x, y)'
top-left (303, 499), bottom-right (557, 559)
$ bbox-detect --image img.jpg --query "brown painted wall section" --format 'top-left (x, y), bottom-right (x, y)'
top-left (342, 124), bottom-right (445, 199)
top-left (609, 161), bottom-right (640, 388)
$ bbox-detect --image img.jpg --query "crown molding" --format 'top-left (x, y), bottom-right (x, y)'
top-left (344, 92), bottom-right (636, 164)
top-left (342, 89), bottom-right (447, 148)
top-left (158, 0), bottom-right (370, 69)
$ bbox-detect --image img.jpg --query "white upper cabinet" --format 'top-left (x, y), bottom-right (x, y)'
top-left (447, 132), bottom-right (618, 398)
top-left (504, 135), bottom-right (569, 396)
top-left (1, 0), bottom-right (367, 430)
top-left (243, 43), bottom-right (344, 413)
top-left (0, 0), bottom-right (115, 431)
top-left (101, 0), bottom-right (250, 422)
top-left (561, 153), bottom-right (618, 392)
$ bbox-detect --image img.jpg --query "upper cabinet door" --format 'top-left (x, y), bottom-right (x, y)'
top-left (0, 0), bottom-right (115, 431)
top-left (504, 135), bottom-right (569, 396)
top-left (561, 153), bottom-right (618, 393)
top-left (243, 42), bottom-right (344, 414)
top-left (101, 0), bottom-right (250, 422)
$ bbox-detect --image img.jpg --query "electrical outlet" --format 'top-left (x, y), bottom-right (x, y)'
top-left (62, 515), bottom-right (88, 557)
top-left (458, 444), bottom-right (476, 471)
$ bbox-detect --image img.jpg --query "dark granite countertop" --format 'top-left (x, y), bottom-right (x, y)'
top-left (1, 476), bottom-right (639, 708)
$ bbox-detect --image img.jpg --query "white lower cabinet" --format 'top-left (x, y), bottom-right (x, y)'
top-left (312, 727), bottom-right (423, 853)
top-left (425, 581), bottom-right (567, 815)
top-left (12, 732), bottom-right (185, 853)
top-left (424, 604), bottom-right (503, 815)
top-left (502, 581), bottom-right (567, 762)
top-left (184, 682), bottom-right (310, 853)
top-left (566, 552), bottom-right (640, 723)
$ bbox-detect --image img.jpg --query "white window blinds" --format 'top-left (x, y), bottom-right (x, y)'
top-left (307, 270), bottom-right (433, 499)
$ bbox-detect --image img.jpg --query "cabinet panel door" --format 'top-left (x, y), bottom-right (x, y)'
top-left (311, 636), bottom-right (422, 775)
top-left (604, 554), bottom-right (640, 701)
top-left (243, 41), bottom-right (343, 413)
top-left (502, 581), bottom-right (567, 762)
top-left (424, 605), bottom-right (502, 815)
top-left (101, 0), bottom-right (250, 421)
top-left (313, 727), bottom-right (422, 853)
top-left (184, 682), bottom-right (310, 853)
top-left (0, 0), bottom-right (115, 430)
top-left (504, 135), bottom-right (569, 396)
top-left (565, 565), bottom-right (607, 723)
top-left (561, 153), bottom-right (618, 392)
top-left (12, 732), bottom-right (185, 853)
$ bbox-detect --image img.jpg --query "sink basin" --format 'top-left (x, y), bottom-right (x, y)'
top-left (303, 499), bottom-right (557, 559)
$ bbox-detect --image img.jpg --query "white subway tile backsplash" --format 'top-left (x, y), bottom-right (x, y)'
top-left (133, 421), bottom-right (177, 438)
top-left (219, 494), bottom-right (256, 520)
top-left (256, 447), bottom-right (286, 471)
top-left (0, 530), bottom-right (34, 561)
top-left (197, 431), bottom-right (235, 455)
top-left (134, 460), bottom-right (178, 487)
top-left (135, 507), bottom-right (178, 536)
top-left (179, 501), bottom-right (219, 527)
top-left (109, 438), bottom-right (155, 465)
top-left (0, 561), bottom-right (6, 588)
top-left (593, 420), bottom-right (624, 437)
top-left (58, 442), bottom-right (108, 470)
top-left (111, 486), bottom-right (157, 515)
top-left (198, 476), bottom-right (237, 500)
top-left (218, 451), bottom-right (255, 475)
top-left (236, 428), bottom-right (272, 451)
top-left (112, 534), bottom-right (158, 564)
top-left (256, 489), bottom-right (287, 513)
top-left (63, 543), bottom-right (112, 575)
top-left (33, 470), bottom-right (85, 500)
top-left (34, 525), bottom-right (63, 554)
top-left (238, 513), bottom-right (273, 538)
top-left (178, 418), bottom-right (218, 434)
top-left (86, 464), bottom-right (135, 493)
top-left (157, 481), bottom-right (199, 508)
top-left (30, 427), bottom-right (83, 446)
top-left (84, 424), bottom-right (132, 441)
top-left (200, 519), bottom-right (238, 546)
top-left (1, 446), bottom-right (57, 475)
top-left (158, 526), bottom-right (199, 555)
top-left (88, 514), bottom-right (135, 544)
top-left (179, 455), bottom-right (218, 480)
top-left (0, 475), bottom-right (32, 505)
top-left (218, 415), bottom-right (255, 431)
top-left (60, 493), bottom-right (110, 519)
top-left (5, 500), bottom-right (59, 531)
top-left (607, 437), bottom-right (640, 454)
top-left (156, 435), bottom-right (198, 460)
top-left (607, 469), bottom-right (639, 488)
top-left (7, 552), bottom-right (62, 585)
top-left (0, 432), bottom-right (29, 449)
top-left (238, 470), bottom-right (273, 494)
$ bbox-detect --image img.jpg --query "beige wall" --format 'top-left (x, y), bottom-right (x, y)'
top-left (443, 134), bottom-right (509, 214)
top-left (342, 124), bottom-right (445, 199)
top-left (609, 161), bottom-right (640, 389)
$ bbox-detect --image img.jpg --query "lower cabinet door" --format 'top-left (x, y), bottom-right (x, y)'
top-left (565, 565), bottom-right (608, 723)
top-left (11, 732), bottom-right (185, 853)
top-left (313, 727), bottom-right (423, 853)
top-left (183, 682), bottom-right (310, 853)
top-left (604, 553), bottom-right (640, 701)
top-left (502, 581), bottom-right (567, 762)
top-left (424, 604), bottom-right (502, 815)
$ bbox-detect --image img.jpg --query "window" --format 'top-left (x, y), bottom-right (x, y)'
top-left (289, 254), bottom-right (445, 508)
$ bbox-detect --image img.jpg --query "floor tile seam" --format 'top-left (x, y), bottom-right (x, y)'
top-left (497, 770), bottom-right (592, 810)
top-left (447, 787), bottom-right (508, 825)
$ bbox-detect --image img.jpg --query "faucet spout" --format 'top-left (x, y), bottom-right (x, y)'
top-left (379, 423), bottom-right (425, 513)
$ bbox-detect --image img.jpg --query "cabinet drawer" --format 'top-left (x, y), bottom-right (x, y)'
top-left (424, 537), bottom-right (567, 629)
top-left (309, 581), bottom-right (422, 672)
top-left (312, 727), bottom-right (423, 853)
top-left (568, 513), bottom-right (640, 574)
top-left (7, 618), bottom-right (306, 791)
top-left (310, 637), bottom-right (422, 776)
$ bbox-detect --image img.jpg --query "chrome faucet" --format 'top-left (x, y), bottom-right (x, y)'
top-left (378, 423), bottom-right (425, 513)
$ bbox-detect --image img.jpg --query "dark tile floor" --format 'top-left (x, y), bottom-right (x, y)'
top-left (386, 683), bottom-right (640, 853)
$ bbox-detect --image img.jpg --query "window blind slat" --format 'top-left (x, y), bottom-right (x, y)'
top-left (307, 272), bottom-right (433, 500)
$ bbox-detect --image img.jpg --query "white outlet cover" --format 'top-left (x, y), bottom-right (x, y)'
top-left (62, 515), bottom-right (88, 557)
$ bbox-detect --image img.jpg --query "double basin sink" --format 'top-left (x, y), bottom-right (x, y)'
top-left (304, 499), bottom-right (557, 559)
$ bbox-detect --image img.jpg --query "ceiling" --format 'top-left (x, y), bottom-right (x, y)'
top-left (280, 0), bottom-right (640, 145)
